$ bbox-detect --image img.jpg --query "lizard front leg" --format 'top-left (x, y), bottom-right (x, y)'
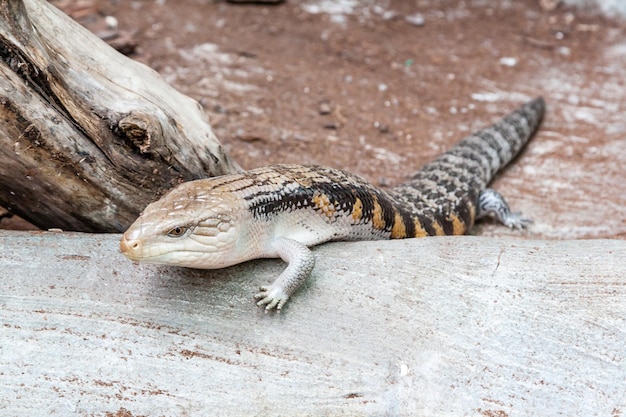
top-left (255, 237), bottom-right (315, 311)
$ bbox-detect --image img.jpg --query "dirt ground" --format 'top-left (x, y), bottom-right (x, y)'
top-left (3, 0), bottom-right (625, 239)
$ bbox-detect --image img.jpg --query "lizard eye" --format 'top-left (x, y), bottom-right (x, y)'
top-left (167, 226), bottom-right (188, 238)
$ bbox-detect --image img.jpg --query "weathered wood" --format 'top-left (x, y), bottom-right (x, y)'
top-left (1, 231), bottom-right (624, 415)
top-left (0, 0), bottom-right (241, 232)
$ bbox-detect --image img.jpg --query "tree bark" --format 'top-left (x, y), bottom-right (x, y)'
top-left (0, 0), bottom-right (241, 232)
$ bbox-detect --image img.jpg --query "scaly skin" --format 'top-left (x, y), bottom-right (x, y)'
top-left (120, 97), bottom-right (545, 311)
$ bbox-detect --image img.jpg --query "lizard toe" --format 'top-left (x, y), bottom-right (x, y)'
top-left (255, 285), bottom-right (289, 311)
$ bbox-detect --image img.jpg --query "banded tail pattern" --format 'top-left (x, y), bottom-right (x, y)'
top-left (388, 97), bottom-right (545, 238)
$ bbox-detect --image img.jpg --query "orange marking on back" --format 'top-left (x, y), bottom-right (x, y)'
top-left (450, 214), bottom-right (467, 235)
top-left (371, 196), bottom-right (386, 230)
top-left (430, 220), bottom-right (445, 236)
top-left (412, 219), bottom-right (428, 238)
top-left (312, 192), bottom-right (335, 219)
top-left (351, 197), bottom-right (363, 223)
top-left (468, 202), bottom-right (477, 228)
top-left (390, 211), bottom-right (407, 239)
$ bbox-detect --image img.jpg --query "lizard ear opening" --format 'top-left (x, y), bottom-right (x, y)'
top-left (167, 226), bottom-right (188, 238)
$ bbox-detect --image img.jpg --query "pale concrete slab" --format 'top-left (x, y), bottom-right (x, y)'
top-left (1, 230), bottom-right (625, 416)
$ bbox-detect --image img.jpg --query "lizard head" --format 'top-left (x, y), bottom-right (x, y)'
top-left (120, 179), bottom-right (248, 269)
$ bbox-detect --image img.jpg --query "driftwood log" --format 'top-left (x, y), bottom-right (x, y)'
top-left (0, 0), bottom-right (241, 232)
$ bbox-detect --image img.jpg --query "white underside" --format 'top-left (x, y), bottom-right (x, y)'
top-left (261, 207), bottom-right (390, 252)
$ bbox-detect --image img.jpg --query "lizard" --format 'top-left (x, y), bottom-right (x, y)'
top-left (120, 97), bottom-right (545, 311)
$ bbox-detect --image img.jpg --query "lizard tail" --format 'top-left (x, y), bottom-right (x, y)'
top-left (432, 96), bottom-right (545, 186)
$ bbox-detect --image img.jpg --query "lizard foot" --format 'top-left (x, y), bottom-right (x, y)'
top-left (477, 188), bottom-right (532, 230)
top-left (255, 285), bottom-right (289, 312)
top-left (502, 211), bottom-right (533, 230)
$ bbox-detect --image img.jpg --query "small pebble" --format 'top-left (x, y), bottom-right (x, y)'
top-left (499, 57), bottom-right (518, 67)
top-left (212, 104), bottom-right (227, 113)
top-left (405, 13), bottom-right (425, 27)
top-left (236, 129), bottom-right (263, 142)
top-left (318, 101), bottom-right (332, 115)
top-left (104, 16), bottom-right (118, 30)
top-left (374, 121), bottom-right (390, 133)
top-left (557, 46), bottom-right (571, 56)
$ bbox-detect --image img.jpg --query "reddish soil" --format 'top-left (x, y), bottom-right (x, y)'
top-left (3, 0), bottom-right (625, 239)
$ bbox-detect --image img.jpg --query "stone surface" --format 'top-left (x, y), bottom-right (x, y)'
top-left (1, 231), bottom-right (624, 416)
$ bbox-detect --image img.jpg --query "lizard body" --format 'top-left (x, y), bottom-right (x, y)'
top-left (120, 97), bottom-right (545, 310)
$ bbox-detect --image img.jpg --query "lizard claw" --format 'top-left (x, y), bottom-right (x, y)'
top-left (255, 285), bottom-right (289, 312)
top-left (503, 211), bottom-right (533, 230)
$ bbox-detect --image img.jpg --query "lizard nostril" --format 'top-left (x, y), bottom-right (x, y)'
top-left (119, 235), bottom-right (141, 255)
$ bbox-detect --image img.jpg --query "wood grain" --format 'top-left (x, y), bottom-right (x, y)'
top-left (0, 0), bottom-right (240, 232)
